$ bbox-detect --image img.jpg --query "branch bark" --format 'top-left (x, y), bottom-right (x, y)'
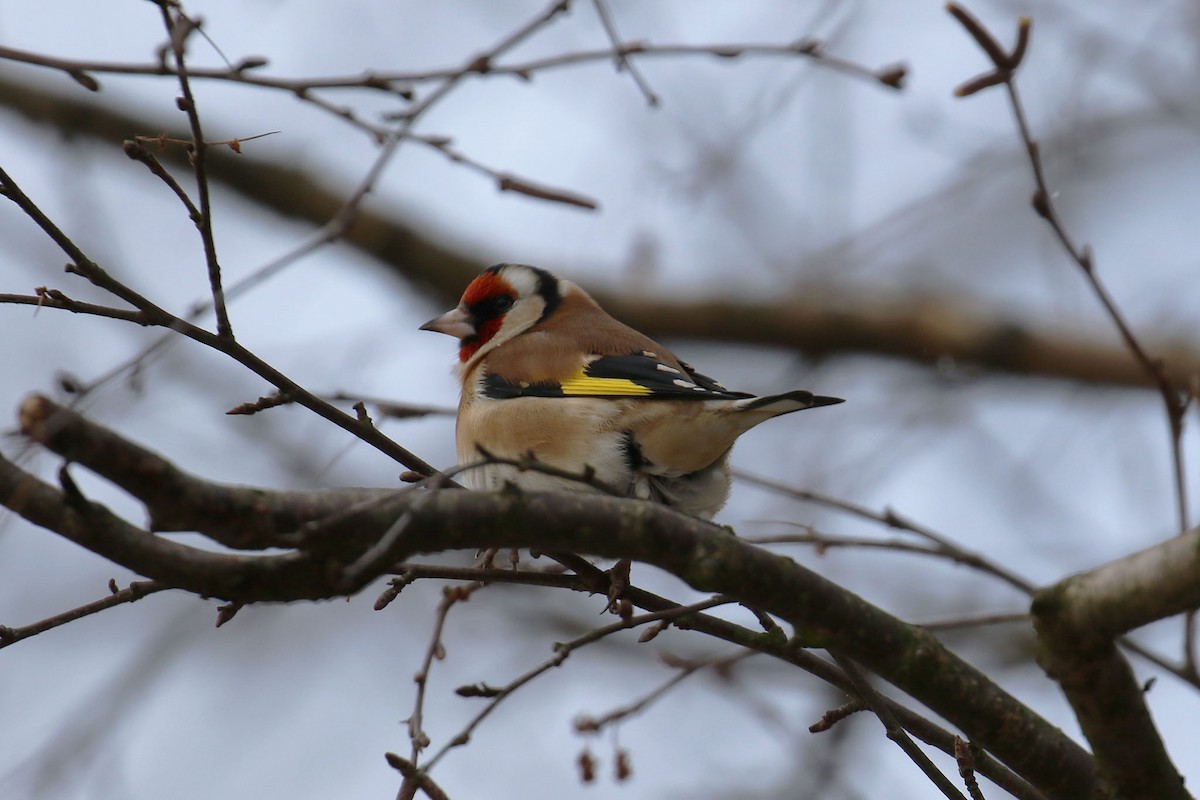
top-left (1031, 529), bottom-right (1200, 800)
top-left (1, 394), bottom-right (1100, 799)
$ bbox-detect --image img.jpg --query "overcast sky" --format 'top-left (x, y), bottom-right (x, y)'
top-left (2, 2), bottom-right (1199, 799)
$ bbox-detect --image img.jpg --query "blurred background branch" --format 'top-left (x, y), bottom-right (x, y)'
top-left (0, 72), bottom-right (1196, 392)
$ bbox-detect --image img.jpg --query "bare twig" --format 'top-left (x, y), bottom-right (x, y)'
top-left (122, 139), bottom-right (203, 221)
top-left (2, 289), bottom-right (151, 325)
top-left (0, 34), bottom-right (904, 94)
top-left (574, 650), bottom-right (752, 734)
top-left (749, 526), bottom-right (1034, 595)
top-left (491, 39), bottom-right (907, 89)
top-left (0, 10), bottom-right (903, 221)
top-left (916, 611), bottom-right (1029, 632)
top-left (339, 476), bottom-right (453, 592)
top-left (948, 2), bottom-right (1189, 534)
top-left (948, 7), bottom-right (1193, 797)
top-left (153, 1), bottom-right (233, 341)
top-left (376, 564), bottom-right (579, 612)
top-left (418, 596), bottom-right (734, 774)
top-left (830, 652), bottom-right (967, 800)
top-left (591, 0), bottom-right (659, 105)
top-left (0, 166), bottom-right (440, 475)
top-left (809, 698), bottom-right (868, 733)
top-left (738, 471), bottom-right (1035, 593)
top-left (406, 583), bottom-right (485, 774)
top-left (420, 134), bottom-right (600, 209)
top-left (0, 579), bottom-right (168, 649)
top-left (5, 68), bottom-right (1196, 396)
top-left (384, 560), bottom-right (1048, 799)
top-left (386, 753), bottom-right (452, 800)
top-left (745, 472), bottom-right (1200, 687)
top-left (955, 737), bottom-right (989, 800)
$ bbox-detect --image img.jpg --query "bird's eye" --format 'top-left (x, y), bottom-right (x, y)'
top-left (469, 293), bottom-right (515, 320)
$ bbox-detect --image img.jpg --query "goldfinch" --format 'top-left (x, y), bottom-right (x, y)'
top-left (421, 263), bottom-right (842, 519)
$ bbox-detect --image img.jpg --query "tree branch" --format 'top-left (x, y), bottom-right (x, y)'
top-left (947, 7), bottom-right (1194, 797)
top-left (1, 398), bottom-right (1098, 800)
top-left (1031, 529), bottom-right (1200, 800)
top-left (0, 579), bottom-right (168, 649)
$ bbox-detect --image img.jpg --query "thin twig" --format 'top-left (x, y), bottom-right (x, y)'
top-left (2, 290), bottom-right (150, 324)
top-left (71, 222), bottom-right (369, 398)
top-left (738, 471), bottom-right (982, 549)
top-left (0, 579), bottom-right (168, 649)
top-left (738, 470), bottom-right (1035, 593)
top-left (574, 650), bottom-right (753, 733)
top-left (810, 698), bottom-right (869, 733)
top-left (749, 526), bottom-right (1034, 595)
top-left (386, 753), bottom-right (452, 800)
top-left (0, 36), bottom-right (904, 93)
top-left (948, 2), bottom-right (1189, 534)
top-left (955, 737), bottom-right (989, 800)
top-left (591, 0), bottom-right (659, 105)
top-left (122, 139), bottom-right (202, 221)
top-left (339, 475), bottom-right (452, 591)
top-left (743, 471), bottom-right (1199, 687)
top-left (830, 652), bottom-right (968, 800)
top-left (0, 165), bottom-right (441, 476)
top-left (377, 564), bottom-right (578, 612)
top-left (385, 558), bottom-right (1046, 797)
top-left (916, 611), bottom-right (1029, 632)
top-left (417, 596), bottom-right (734, 774)
top-left (154, 1), bottom-right (233, 340)
top-left (56, 0), bottom-right (584, 406)
top-left (406, 583), bottom-right (486, 770)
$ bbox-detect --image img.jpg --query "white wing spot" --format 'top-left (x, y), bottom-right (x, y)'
top-left (641, 350), bottom-right (658, 358)
top-left (673, 379), bottom-right (698, 389)
top-left (656, 363), bottom-right (681, 374)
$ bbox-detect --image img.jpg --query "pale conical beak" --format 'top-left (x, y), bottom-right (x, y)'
top-left (419, 305), bottom-right (475, 339)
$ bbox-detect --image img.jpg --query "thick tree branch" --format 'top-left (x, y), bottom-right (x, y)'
top-left (1035, 528), bottom-right (1200, 641)
top-left (2, 399), bottom-right (1097, 800)
top-left (17, 394), bottom-right (394, 550)
top-left (1031, 528), bottom-right (1200, 800)
top-left (396, 564), bottom-right (1048, 800)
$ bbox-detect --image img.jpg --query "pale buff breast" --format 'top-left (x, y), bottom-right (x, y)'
top-left (455, 389), bottom-right (638, 487)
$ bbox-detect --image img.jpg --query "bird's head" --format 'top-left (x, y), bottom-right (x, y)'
top-left (420, 263), bottom-right (562, 365)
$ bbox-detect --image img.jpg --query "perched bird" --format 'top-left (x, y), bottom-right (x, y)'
top-left (421, 263), bottom-right (842, 519)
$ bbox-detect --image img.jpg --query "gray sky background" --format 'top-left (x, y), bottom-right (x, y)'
top-left (1, 2), bottom-right (1198, 798)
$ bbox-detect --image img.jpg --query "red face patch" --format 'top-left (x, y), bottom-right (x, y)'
top-left (457, 271), bottom-right (513, 362)
top-left (458, 317), bottom-right (503, 362)
top-left (461, 271), bottom-right (508, 306)
top-left (458, 340), bottom-right (480, 363)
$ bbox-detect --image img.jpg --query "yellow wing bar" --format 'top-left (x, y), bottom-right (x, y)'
top-left (559, 375), bottom-right (654, 396)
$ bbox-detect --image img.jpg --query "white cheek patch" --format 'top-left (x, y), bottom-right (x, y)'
top-left (498, 264), bottom-right (543, 298)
